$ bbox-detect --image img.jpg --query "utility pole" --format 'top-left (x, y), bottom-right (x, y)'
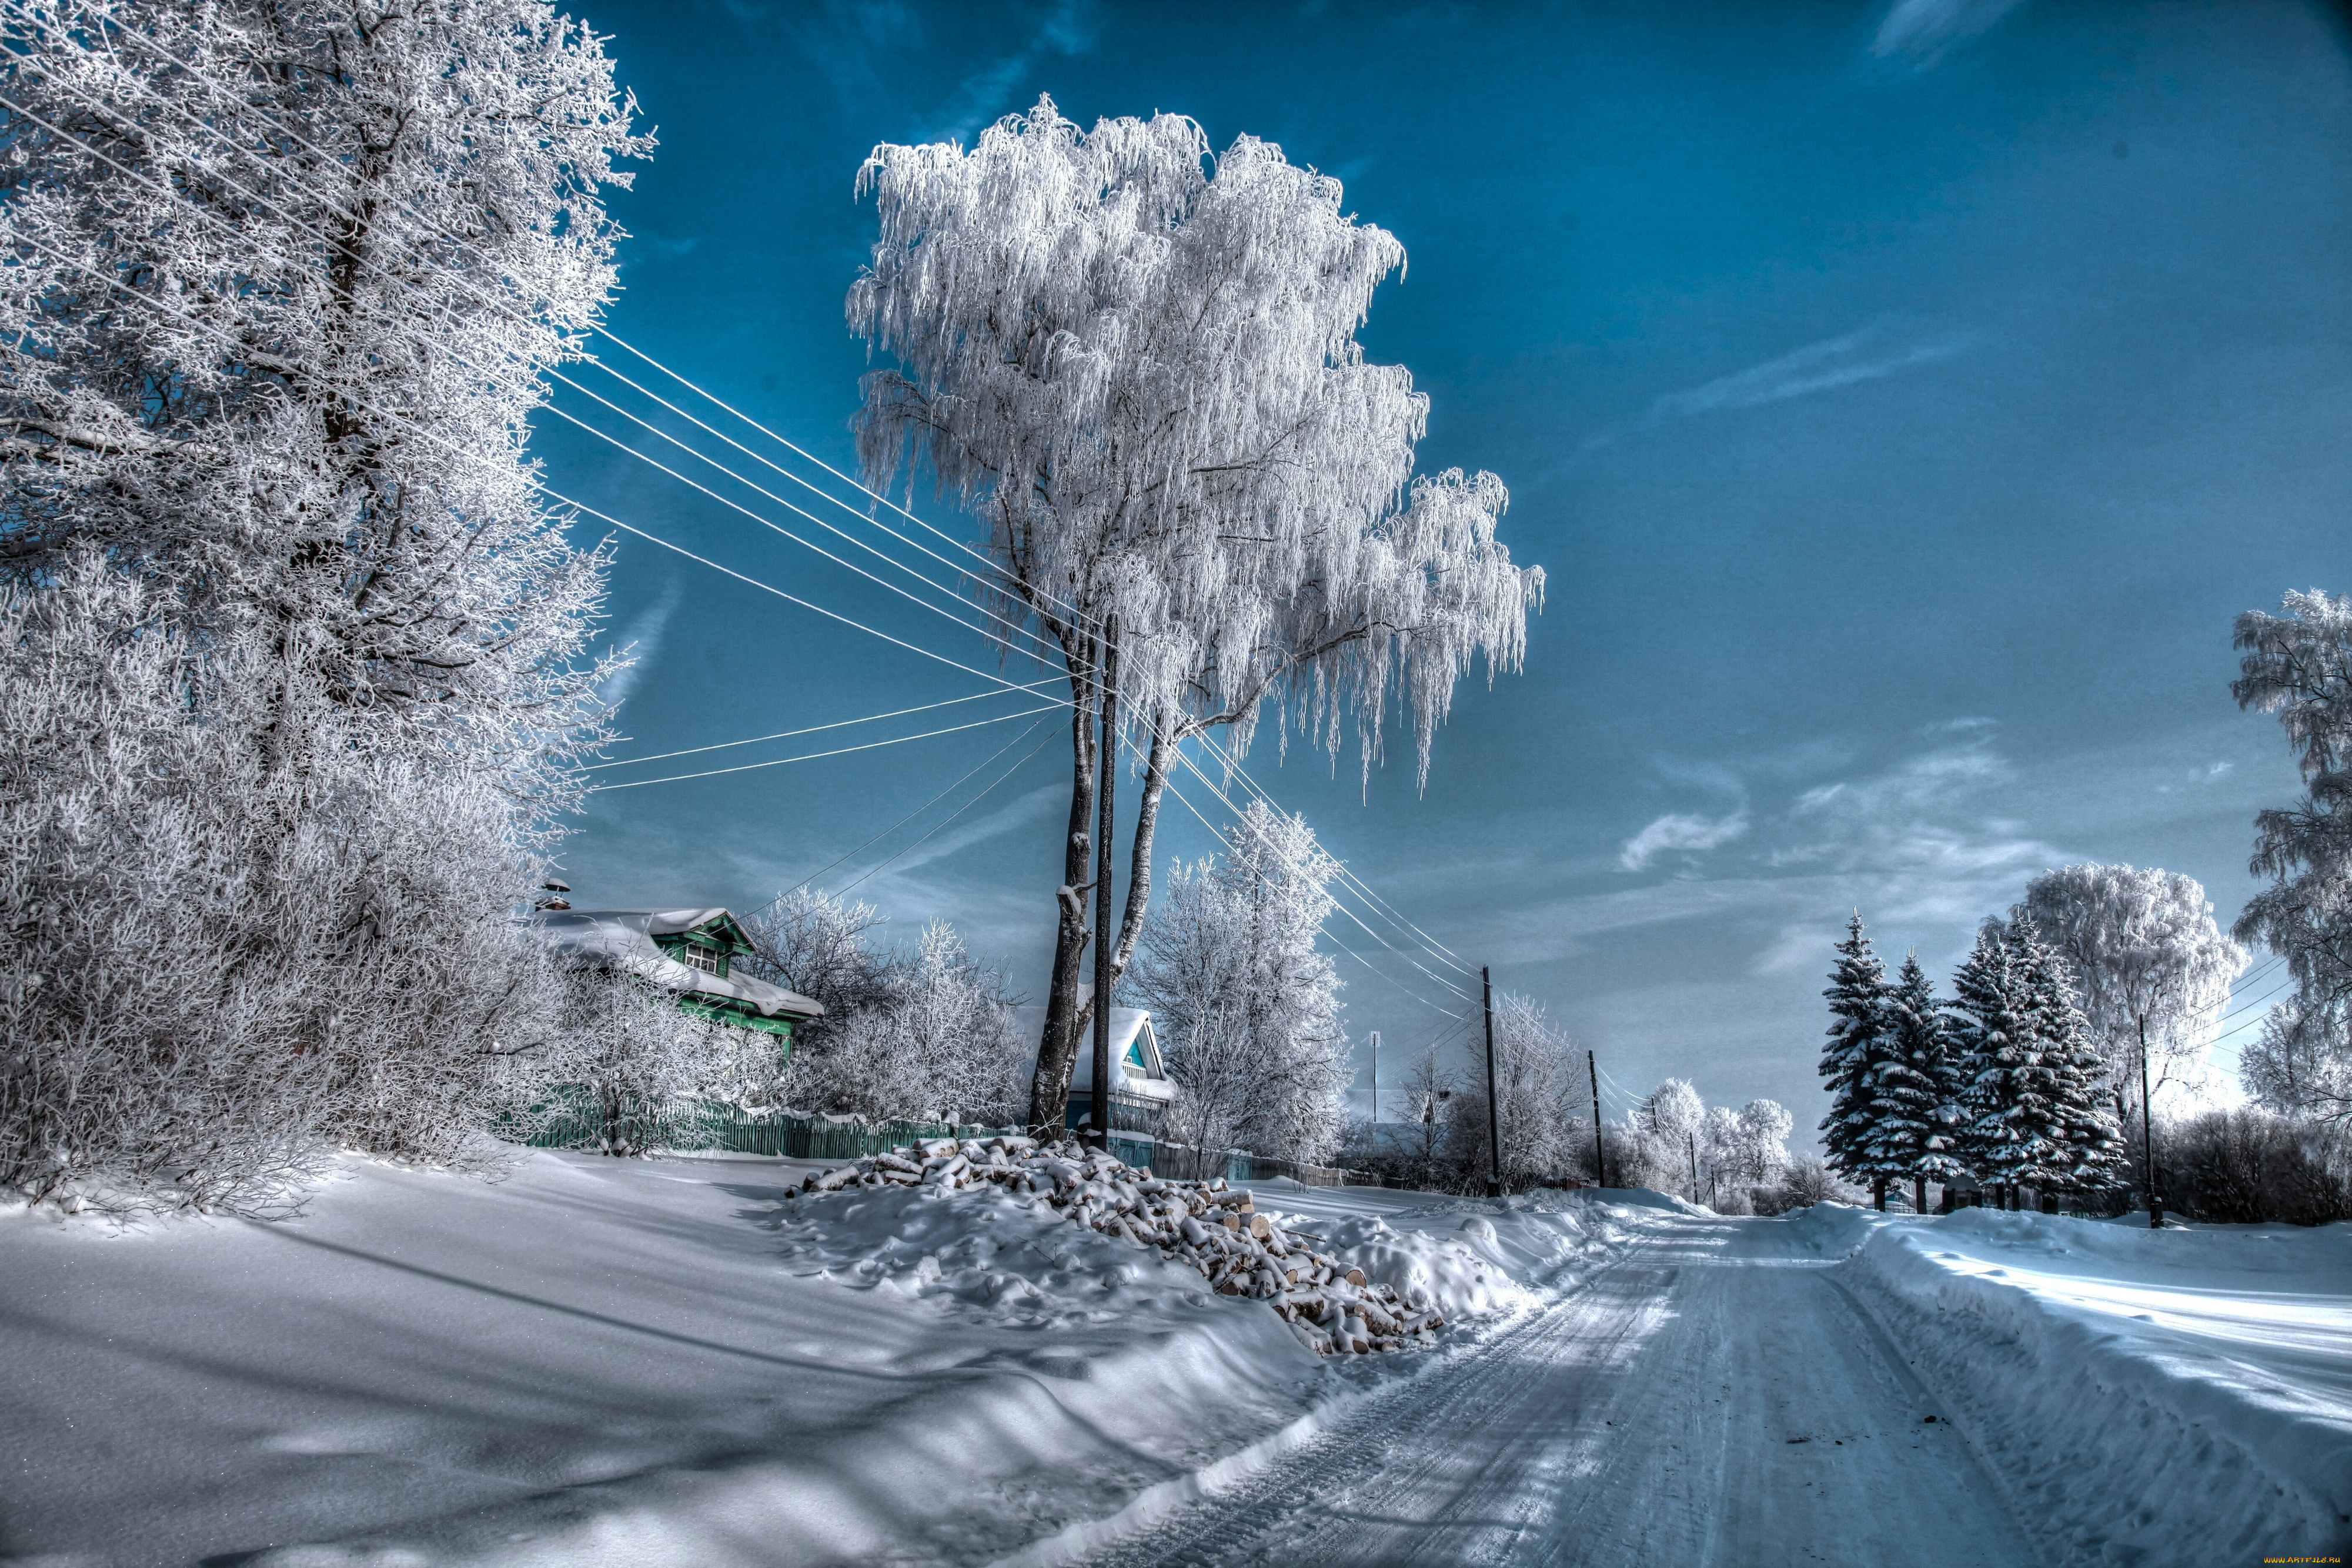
top-left (2139, 1012), bottom-right (2159, 1230)
top-left (1370, 1030), bottom-right (1380, 1129)
top-left (1482, 967), bottom-right (1502, 1197)
top-left (1089, 617), bottom-right (1119, 1152)
top-left (1588, 1049), bottom-right (1607, 1188)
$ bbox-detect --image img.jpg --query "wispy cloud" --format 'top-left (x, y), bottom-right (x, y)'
top-left (870, 782), bottom-right (1062, 881)
top-left (1653, 323), bottom-right (1970, 419)
top-left (926, 0), bottom-right (1095, 145)
top-left (598, 582), bottom-right (681, 713)
top-left (1619, 811), bottom-right (1749, 872)
top-left (1870, 0), bottom-right (2027, 67)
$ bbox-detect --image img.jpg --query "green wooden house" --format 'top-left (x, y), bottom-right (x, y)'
top-left (536, 907), bottom-right (823, 1045)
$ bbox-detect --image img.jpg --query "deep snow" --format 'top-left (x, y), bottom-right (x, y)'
top-left (1813, 1205), bottom-right (2352, 1566)
top-left (2, 1158), bottom-right (2344, 1567)
top-left (0, 1151), bottom-right (1623, 1566)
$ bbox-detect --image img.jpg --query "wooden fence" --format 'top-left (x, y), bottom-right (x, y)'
top-left (510, 1095), bottom-right (1379, 1187)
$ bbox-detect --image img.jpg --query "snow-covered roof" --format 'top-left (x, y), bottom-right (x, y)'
top-left (534, 909), bottom-right (822, 1021)
top-left (1016, 994), bottom-right (1173, 1103)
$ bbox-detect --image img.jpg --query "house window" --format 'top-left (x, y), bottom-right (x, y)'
top-left (676, 944), bottom-right (725, 977)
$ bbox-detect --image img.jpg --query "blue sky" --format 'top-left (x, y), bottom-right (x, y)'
top-left (544, 0), bottom-right (2352, 1139)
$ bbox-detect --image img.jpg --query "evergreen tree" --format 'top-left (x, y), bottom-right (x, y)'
top-left (1865, 952), bottom-right (1967, 1213)
top-left (1950, 921), bottom-right (2077, 1205)
top-left (1947, 924), bottom-right (2029, 1205)
top-left (2014, 919), bottom-right (2125, 1196)
top-left (1819, 912), bottom-right (1893, 1199)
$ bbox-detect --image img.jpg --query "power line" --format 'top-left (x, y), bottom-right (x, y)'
top-left (757, 716), bottom-right (1062, 914)
top-left (1157, 767), bottom-right (1469, 1023)
top-left (586, 681), bottom-right (1062, 771)
top-left (1166, 743), bottom-right (1478, 1004)
top-left (7, 227), bottom-right (1081, 717)
top-left (837, 724), bottom-right (1058, 896)
top-left (588, 704), bottom-right (1062, 792)
top-left (0, 79), bottom-right (1084, 690)
top-left (1191, 728), bottom-right (1479, 979)
top-left (0, 13), bottom-right (1110, 640)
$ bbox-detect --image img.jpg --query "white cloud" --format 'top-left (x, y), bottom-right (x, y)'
top-left (927, 0), bottom-right (1094, 144)
top-left (1870, 0), bottom-right (2027, 66)
top-left (597, 582), bottom-right (681, 712)
top-left (1653, 323), bottom-right (1969, 419)
top-left (1619, 811), bottom-right (1749, 872)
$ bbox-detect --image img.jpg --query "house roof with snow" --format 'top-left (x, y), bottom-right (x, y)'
top-left (1015, 992), bottom-right (1174, 1106)
top-left (536, 907), bottom-right (822, 1034)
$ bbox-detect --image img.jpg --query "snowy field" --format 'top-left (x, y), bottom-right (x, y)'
top-left (1, 1153), bottom-right (2345, 1566)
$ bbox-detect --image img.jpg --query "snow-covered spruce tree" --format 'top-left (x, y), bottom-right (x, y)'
top-left (1819, 913), bottom-right (1895, 1203)
top-left (0, 2), bottom-right (645, 1210)
top-left (1132, 801), bottom-right (1348, 1165)
top-left (1862, 952), bottom-right (1966, 1215)
top-left (2014, 864), bottom-right (2244, 1123)
top-left (1947, 921), bottom-right (2074, 1207)
top-left (2232, 591), bottom-right (2352, 1124)
top-left (848, 98), bottom-right (1541, 1132)
top-left (2012, 917), bottom-right (2124, 1199)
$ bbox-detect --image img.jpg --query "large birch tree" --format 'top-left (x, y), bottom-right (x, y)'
top-left (847, 98), bottom-right (1542, 1132)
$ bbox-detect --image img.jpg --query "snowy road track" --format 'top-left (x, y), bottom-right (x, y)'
top-left (1070, 1211), bottom-right (2039, 1568)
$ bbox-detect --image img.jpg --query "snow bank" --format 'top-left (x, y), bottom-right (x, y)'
top-left (1840, 1209), bottom-right (2352, 1564)
top-left (0, 1154), bottom-right (1648, 1566)
top-left (784, 1137), bottom-right (1445, 1352)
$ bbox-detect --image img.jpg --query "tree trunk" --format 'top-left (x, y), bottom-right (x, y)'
top-left (1914, 1175), bottom-right (1928, 1217)
top-left (1872, 1175), bottom-right (1887, 1212)
top-left (1072, 707), bottom-right (1174, 1045)
top-left (1027, 643), bottom-right (1099, 1135)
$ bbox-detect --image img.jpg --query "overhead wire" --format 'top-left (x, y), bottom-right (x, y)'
top-left (0, 9), bottom-right (1112, 640)
top-left (0, 75), bottom-right (1084, 688)
top-left (836, 724), bottom-right (1058, 897)
top-left (5, 30), bottom-right (1497, 1002)
top-left (587, 681), bottom-right (1063, 771)
top-left (589, 703), bottom-right (1063, 791)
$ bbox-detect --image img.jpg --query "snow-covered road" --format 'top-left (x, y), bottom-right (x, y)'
top-left (1069, 1209), bottom-right (2039, 1568)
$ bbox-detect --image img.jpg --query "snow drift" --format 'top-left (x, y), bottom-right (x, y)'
top-left (1819, 1205), bottom-right (2352, 1564)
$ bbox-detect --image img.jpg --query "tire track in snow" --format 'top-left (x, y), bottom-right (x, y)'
top-left (1063, 1213), bottom-right (2042, 1567)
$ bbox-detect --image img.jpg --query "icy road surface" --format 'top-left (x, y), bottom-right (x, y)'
top-left (1064, 1209), bottom-right (2039, 1568)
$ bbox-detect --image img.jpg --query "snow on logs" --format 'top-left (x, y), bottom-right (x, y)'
top-left (790, 1136), bottom-right (1443, 1355)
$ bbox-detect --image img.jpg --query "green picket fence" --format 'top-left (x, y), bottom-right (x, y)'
top-left (506, 1090), bottom-right (1006, 1161)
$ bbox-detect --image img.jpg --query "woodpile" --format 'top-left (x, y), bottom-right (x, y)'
top-left (790, 1135), bottom-right (1444, 1354)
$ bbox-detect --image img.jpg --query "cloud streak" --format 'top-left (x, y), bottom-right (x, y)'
top-left (1653, 325), bottom-right (1969, 419)
top-left (1619, 811), bottom-right (1749, 871)
top-left (1870, 0), bottom-right (2027, 66)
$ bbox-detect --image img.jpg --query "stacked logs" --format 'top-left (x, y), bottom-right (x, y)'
top-left (790, 1135), bottom-right (1444, 1354)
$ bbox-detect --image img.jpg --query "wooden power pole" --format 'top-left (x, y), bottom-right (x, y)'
top-left (2139, 1013), bottom-right (2159, 1230)
top-left (1370, 1030), bottom-right (1380, 1129)
top-left (1089, 617), bottom-right (1118, 1151)
top-left (1588, 1049), bottom-right (1607, 1188)
top-left (1482, 967), bottom-right (1502, 1197)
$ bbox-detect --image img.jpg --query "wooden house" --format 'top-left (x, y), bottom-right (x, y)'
top-left (1018, 991), bottom-right (1176, 1135)
top-left (537, 907), bottom-right (822, 1045)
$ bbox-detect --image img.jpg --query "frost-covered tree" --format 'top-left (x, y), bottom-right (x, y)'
top-left (0, 2), bottom-right (644, 1211)
top-left (741, 888), bottom-right (898, 1058)
top-left (749, 894), bottom-right (1025, 1126)
top-left (1819, 913), bottom-right (1894, 1198)
top-left (555, 968), bottom-right (777, 1156)
top-left (2014, 864), bottom-right (2244, 1119)
top-left (1863, 953), bottom-right (1967, 1214)
top-left (2242, 1001), bottom-right (2352, 1126)
top-left (848, 98), bottom-right (1541, 1132)
top-left (2231, 591), bottom-right (2352, 1122)
top-left (1444, 993), bottom-right (1582, 1191)
top-left (1132, 801), bottom-right (1348, 1164)
top-left (1638, 1078), bottom-right (1707, 1199)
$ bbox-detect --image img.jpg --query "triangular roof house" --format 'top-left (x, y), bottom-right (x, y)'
top-left (537, 907), bottom-right (822, 1040)
top-left (1017, 987), bottom-right (1175, 1132)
